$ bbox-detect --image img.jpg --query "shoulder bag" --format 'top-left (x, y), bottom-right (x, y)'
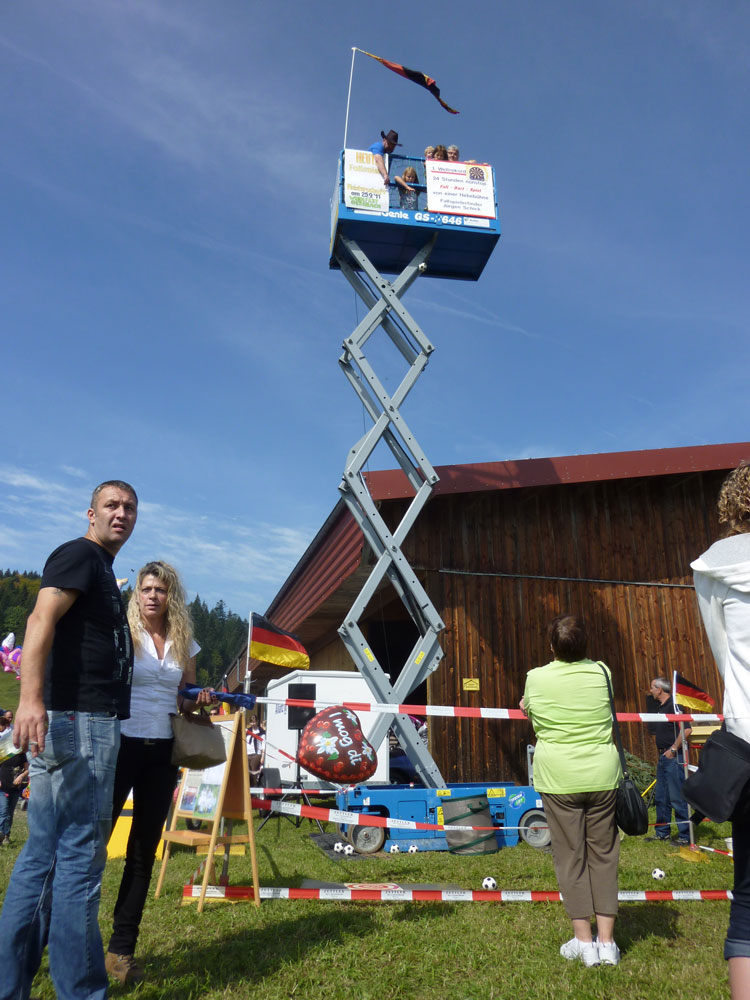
top-left (598, 663), bottom-right (649, 836)
top-left (683, 725), bottom-right (750, 823)
top-left (170, 709), bottom-right (227, 770)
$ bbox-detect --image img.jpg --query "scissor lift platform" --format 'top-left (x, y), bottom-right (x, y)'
top-left (328, 146), bottom-right (502, 795)
top-left (329, 151), bottom-right (500, 281)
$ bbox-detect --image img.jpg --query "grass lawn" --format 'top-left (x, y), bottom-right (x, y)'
top-left (0, 804), bottom-right (735, 1000)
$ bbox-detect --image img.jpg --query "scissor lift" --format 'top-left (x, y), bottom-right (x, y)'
top-left (329, 150), bottom-right (501, 789)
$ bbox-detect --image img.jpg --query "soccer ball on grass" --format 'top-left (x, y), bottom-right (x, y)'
top-left (343, 843), bottom-right (355, 856)
top-left (333, 841), bottom-right (345, 853)
top-left (651, 867), bottom-right (666, 880)
top-left (482, 876), bottom-right (497, 890)
top-left (389, 843), bottom-right (401, 854)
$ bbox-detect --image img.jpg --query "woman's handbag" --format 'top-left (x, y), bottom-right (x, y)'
top-left (598, 663), bottom-right (649, 836)
top-left (170, 710), bottom-right (227, 769)
top-left (683, 726), bottom-right (750, 823)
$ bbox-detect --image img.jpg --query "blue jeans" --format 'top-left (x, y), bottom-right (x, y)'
top-left (0, 788), bottom-right (22, 838)
top-left (655, 753), bottom-right (690, 840)
top-left (0, 711), bottom-right (120, 1000)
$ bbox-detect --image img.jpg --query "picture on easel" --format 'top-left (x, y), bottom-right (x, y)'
top-left (155, 711), bottom-right (261, 911)
top-left (176, 718), bottom-right (236, 822)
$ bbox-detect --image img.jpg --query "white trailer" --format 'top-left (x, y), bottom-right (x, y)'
top-left (263, 670), bottom-right (390, 786)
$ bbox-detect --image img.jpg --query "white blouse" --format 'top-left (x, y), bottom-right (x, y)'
top-left (120, 629), bottom-right (201, 740)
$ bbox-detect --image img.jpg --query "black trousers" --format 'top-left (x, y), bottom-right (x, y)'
top-left (108, 735), bottom-right (178, 955)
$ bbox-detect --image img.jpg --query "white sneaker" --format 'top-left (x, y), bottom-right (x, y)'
top-left (560, 937), bottom-right (600, 966)
top-left (598, 940), bottom-right (621, 966)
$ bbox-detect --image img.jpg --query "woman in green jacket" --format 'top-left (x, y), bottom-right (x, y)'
top-left (522, 614), bottom-right (622, 967)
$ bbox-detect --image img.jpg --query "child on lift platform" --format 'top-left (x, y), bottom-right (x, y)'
top-left (394, 165), bottom-right (419, 210)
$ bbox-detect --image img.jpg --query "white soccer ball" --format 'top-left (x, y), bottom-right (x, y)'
top-left (651, 867), bottom-right (666, 880)
top-left (407, 844), bottom-right (419, 854)
top-left (389, 843), bottom-right (401, 854)
top-left (343, 843), bottom-right (355, 856)
top-left (482, 876), bottom-right (497, 890)
top-left (333, 841), bottom-right (344, 853)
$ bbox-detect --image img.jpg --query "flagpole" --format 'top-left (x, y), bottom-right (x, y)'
top-left (672, 671), bottom-right (694, 847)
top-left (244, 613), bottom-right (253, 695)
top-left (343, 46), bottom-right (358, 150)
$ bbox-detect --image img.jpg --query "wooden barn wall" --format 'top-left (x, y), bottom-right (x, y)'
top-left (309, 635), bottom-right (354, 671)
top-left (378, 470), bottom-right (727, 784)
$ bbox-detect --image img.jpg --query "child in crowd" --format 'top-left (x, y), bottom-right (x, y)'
top-left (424, 145), bottom-right (435, 160)
top-left (0, 717), bottom-right (28, 845)
top-left (432, 144), bottom-right (448, 160)
top-left (395, 166), bottom-right (419, 210)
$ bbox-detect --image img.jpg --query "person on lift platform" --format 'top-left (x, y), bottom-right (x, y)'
top-left (369, 128), bottom-right (401, 186)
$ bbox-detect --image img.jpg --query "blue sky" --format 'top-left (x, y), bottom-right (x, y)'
top-left (2, 1), bottom-right (748, 617)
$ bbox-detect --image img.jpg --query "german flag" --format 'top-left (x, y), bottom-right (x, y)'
top-left (250, 613), bottom-right (309, 670)
top-left (359, 48), bottom-right (459, 115)
top-left (673, 672), bottom-right (716, 713)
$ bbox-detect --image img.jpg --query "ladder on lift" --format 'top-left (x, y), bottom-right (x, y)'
top-left (332, 230), bottom-right (447, 788)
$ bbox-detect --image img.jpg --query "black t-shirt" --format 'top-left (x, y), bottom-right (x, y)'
top-left (42, 537), bottom-right (133, 719)
top-left (647, 697), bottom-right (687, 752)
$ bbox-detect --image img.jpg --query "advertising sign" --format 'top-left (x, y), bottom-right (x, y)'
top-left (344, 148), bottom-right (389, 212)
top-left (425, 161), bottom-right (496, 219)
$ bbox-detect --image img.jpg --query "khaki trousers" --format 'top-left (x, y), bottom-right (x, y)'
top-left (540, 788), bottom-right (619, 919)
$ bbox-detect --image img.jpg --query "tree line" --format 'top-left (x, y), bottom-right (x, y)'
top-left (0, 571), bottom-right (247, 690)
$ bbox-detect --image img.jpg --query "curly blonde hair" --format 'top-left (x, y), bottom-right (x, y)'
top-left (717, 462), bottom-right (750, 536)
top-left (128, 561), bottom-right (195, 669)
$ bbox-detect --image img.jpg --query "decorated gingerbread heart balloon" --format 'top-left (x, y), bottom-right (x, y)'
top-left (297, 706), bottom-right (377, 784)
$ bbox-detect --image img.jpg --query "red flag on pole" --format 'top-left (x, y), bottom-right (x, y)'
top-left (358, 48), bottom-right (460, 115)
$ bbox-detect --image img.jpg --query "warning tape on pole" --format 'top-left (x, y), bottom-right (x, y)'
top-left (252, 696), bottom-right (722, 725)
top-left (183, 885), bottom-right (733, 903)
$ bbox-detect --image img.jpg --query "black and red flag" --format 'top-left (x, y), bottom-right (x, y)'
top-left (359, 48), bottom-right (459, 115)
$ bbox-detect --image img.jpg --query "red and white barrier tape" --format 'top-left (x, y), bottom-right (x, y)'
top-left (183, 884), bottom-right (733, 903)
top-left (249, 786), bottom-right (349, 795)
top-left (254, 696), bottom-right (722, 725)
top-left (186, 855), bottom-right (229, 887)
top-left (253, 797), bottom-right (531, 833)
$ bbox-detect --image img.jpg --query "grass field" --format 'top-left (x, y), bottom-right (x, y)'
top-left (0, 669), bottom-right (20, 717)
top-left (0, 802), bottom-right (736, 1000)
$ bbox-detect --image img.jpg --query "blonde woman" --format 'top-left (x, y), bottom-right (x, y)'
top-left (105, 562), bottom-right (213, 985)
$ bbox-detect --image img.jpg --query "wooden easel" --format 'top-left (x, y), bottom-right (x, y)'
top-left (154, 712), bottom-right (261, 912)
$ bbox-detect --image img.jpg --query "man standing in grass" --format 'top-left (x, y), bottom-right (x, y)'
top-left (0, 481), bottom-right (138, 1000)
top-left (646, 676), bottom-right (692, 845)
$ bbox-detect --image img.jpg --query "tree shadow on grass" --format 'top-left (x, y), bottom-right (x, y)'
top-left (115, 910), bottom-right (379, 996)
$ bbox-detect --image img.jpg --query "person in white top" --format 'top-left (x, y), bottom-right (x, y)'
top-left (692, 461), bottom-right (750, 999)
top-left (105, 562), bottom-right (214, 985)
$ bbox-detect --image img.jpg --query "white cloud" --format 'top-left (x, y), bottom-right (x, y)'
top-left (0, 466), bottom-right (313, 615)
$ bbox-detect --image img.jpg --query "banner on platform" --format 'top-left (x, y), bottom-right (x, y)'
top-left (426, 161), bottom-right (496, 219)
top-left (344, 149), bottom-right (389, 212)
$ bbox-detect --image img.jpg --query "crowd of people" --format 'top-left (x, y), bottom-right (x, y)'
top-left (0, 461), bottom-right (748, 996)
top-left (368, 128), bottom-right (473, 212)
